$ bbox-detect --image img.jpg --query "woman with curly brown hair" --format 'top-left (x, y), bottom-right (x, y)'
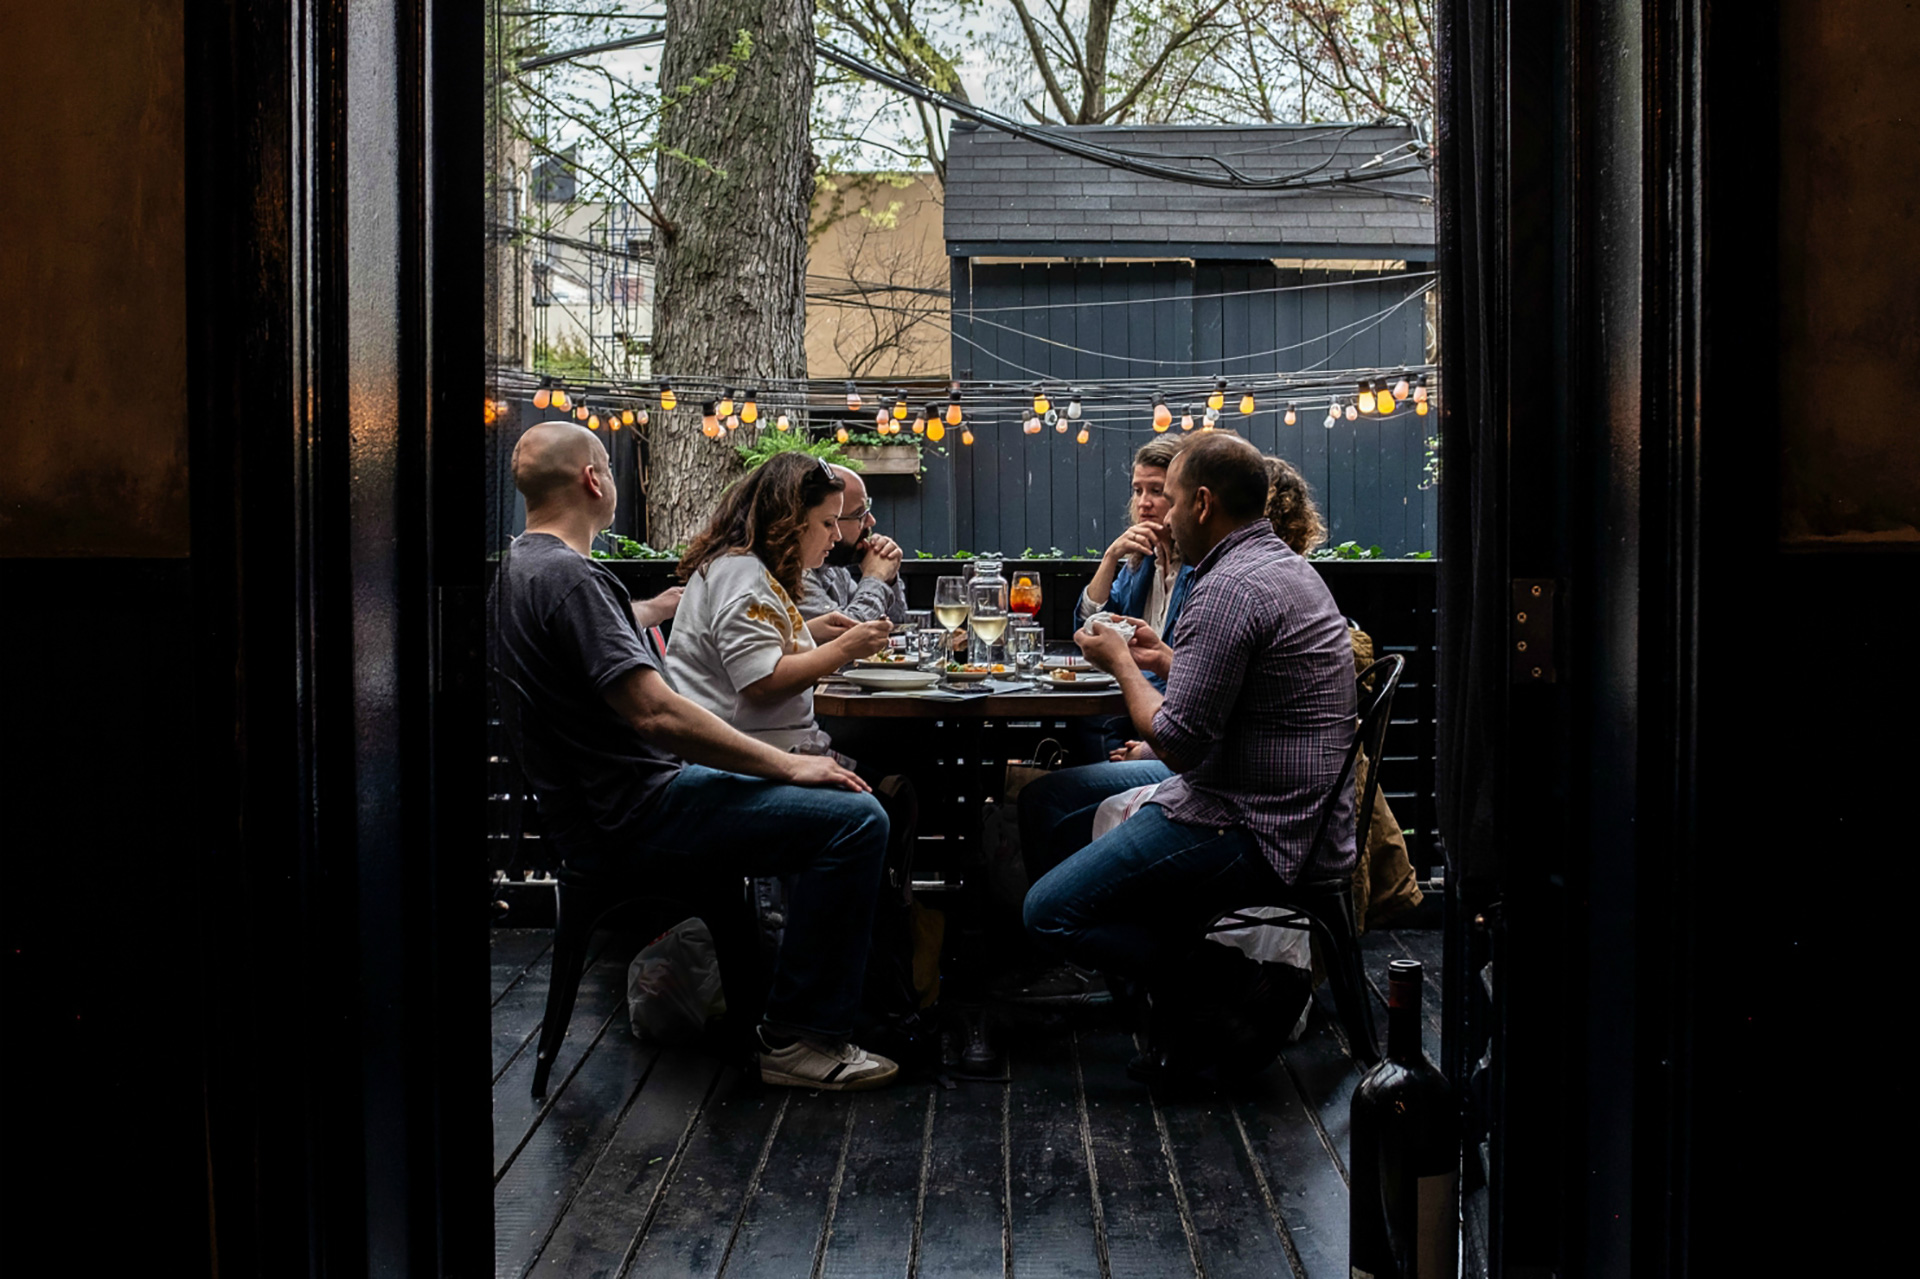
top-left (668, 452), bottom-right (893, 751)
top-left (1263, 455), bottom-right (1329, 556)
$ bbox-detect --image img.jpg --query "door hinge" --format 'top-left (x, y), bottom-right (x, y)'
top-left (1510, 579), bottom-right (1557, 684)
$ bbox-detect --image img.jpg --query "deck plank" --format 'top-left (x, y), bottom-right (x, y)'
top-left (620, 1066), bottom-right (787, 1279)
top-left (492, 944), bottom-right (635, 1176)
top-left (491, 931), bottom-right (616, 1081)
top-left (530, 1046), bottom-right (724, 1279)
top-left (1154, 1088), bottom-right (1297, 1279)
top-left (1232, 1065), bottom-right (1351, 1279)
top-left (1278, 991), bottom-right (1361, 1189)
top-left (1005, 1026), bottom-right (1102, 1279)
top-left (1076, 1027), bottom-right (1198, 1279)
top-left (915, 1079), bottom-right (1009, 1278)
top-left (722, 1090), bottom-right (857, 1278)
top-left (492, 928), bottom-right (552, 1006)
top-left (818, 1085), bottom-right (934, 1279)
top-left (493, 1023), bottom-right (659, 1277)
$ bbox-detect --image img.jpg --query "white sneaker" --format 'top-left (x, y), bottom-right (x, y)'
top-left (758, 1031), bottom-right (899, 1091)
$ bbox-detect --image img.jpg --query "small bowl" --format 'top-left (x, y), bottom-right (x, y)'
top-left (840, 668), bottom-right (942, 691)
top-left (941, 666), bottom-right (995, 683)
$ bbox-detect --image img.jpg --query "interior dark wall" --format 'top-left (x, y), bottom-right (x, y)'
top-left (0, 2), bottom-right (209, 1268)
top-left (1777, 0), bottom-right (1920, 542)
top-left (0, 0), bottom-right (189, 556)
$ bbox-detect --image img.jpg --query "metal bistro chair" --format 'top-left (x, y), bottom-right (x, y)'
top-left (1196, 653), bottom-right (1407, 1069)
top-left (491, 668), bottom-right (767, 1098)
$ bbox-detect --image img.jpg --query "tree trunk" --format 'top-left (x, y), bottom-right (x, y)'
top-left (650, 0), bottom-right (816, 547)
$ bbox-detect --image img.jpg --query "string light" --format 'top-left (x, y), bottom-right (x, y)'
top-left (717, 388), bottom-right (736, 418)
top-left (1393, 373), bottom-right (1411, 402)
top-left (946, 388), bottom-right (963, 426)
top-left (1375, 384), bottom-right (1394, 415)
top-left (1413, 373), bottom-right (1429, 403)
top-left (484, 400), bottom-right (498, 425)
top-left (1033, 386), bottom-right (1051, 415)
top-left (724, 413), bottom-right (740, 432)
top-left (590, 412), bottom-right (602, 430)
top-left (892, 394), bottom-right (909, 422)
top-left (741, 390), bottom-right (759, 425)
top-left (928, 417), bottom-right (946, 443)
top-left (1324, 406), bottom-right (1339, 429)
top-left (532, 384), bottom-right (552, 410)
top-left (1345, 401), bottom-right (1359, 421)
top-left (574, 404), bottom-right (590, 421)
top-left (659, 383), bottom-right (677, 411)
top-left (912, 403), bottom-right (930, 435)
top-left (701, 402), bottom-right (719, 437)
top-left (1239, 390), bottom-right (1256, 416)
top-left (1076, 426), bottom-right (1090, 445)
top-left (835, 425), bottom-right (850, 443)
top-left (635, 407), bottom-right (649, 426)
top-left (620, 408), bottom-right (635, 426)
top-left (960, 427), bottom-right (974, 445)
top-left (1176, 406), bottom-right (1193, 433)
top-left (875, 407), bottom-right (890, 434)
top-left (1356, 380), bottom-right (1376, 414)
top-left (1416, 397), bottom-right (1430, 416)
top-left (1051, 410), bottom-right (1066, 434)
top-left (1152, 394), bottom-right (1171, 431)
top-left (1284, 402), bottom-right (1297, 426)
top-left (1207, 378), bottom-right (1226, 412)
top-left (1024, 415), bottom-right (1042, 435)
top-left (552, 388), bottom-right (571, 411)
top-left (775, 412), bottom-right (792, 432)
top-left (845, 381), bottom-right (862, 412)
top-left (1067, 390), bottom-right (1082, 420)
top-left (1204, 405), bottom-right (1219, 427)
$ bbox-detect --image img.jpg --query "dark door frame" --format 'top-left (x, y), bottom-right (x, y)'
top-left (186, 2), bottom-right (488, 1271)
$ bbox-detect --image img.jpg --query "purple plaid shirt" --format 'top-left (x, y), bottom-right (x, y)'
top-left (1149, 521), bottom-right (1358, 882)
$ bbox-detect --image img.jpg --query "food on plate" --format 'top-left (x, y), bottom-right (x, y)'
top-left (1053, 669), bottom-right (1078, 682)
top-left (946, 662), bottom-right (993, 673)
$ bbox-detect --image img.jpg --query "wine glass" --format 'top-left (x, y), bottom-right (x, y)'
top-left (1009, 572), bottom-right (1043, 621)
top-left (932, 577), bottom-right (969, 673)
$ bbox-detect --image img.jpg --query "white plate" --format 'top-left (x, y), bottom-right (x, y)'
top-left (853, 654), bottom-right (919, 668)
top-left (838, 667), bottom-right (942, 691)
top-left (1036, 670), bottom-right (1115, 689)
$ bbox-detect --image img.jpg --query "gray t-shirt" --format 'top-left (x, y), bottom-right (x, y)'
top-left (490, 532), bottom-right (681, 859)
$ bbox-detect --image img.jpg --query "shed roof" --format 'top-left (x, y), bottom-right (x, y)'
top-left (944, 122), bottom-right (1433, 261)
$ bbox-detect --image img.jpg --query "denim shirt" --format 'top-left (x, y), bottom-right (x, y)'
top-left (1077, 556), bottom-right (1194, 691)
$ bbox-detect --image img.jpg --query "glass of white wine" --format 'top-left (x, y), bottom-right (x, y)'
top-left (933, 577), bottom-right (970, 672)
top-left (968, 583), bottom-right (1009, 668)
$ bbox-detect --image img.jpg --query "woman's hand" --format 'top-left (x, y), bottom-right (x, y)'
top-left (1103, 521), bottom-right (1164, 564)
top-left (630, 586), bottom-right (684, 629)
top-left (833, 618), bottom-right (894, 660)
top-left (1108, 740), bottom-right (1156, 763)
top-left (806, 610), bottom-right (859, 643)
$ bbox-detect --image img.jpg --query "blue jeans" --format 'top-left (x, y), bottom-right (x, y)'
top-left (1018, 760), bottom-right (1172, 882)
top-left (626, 765), bottom-right (889, 1040)
top-left (1024, 802), bottom-right (1286, 979)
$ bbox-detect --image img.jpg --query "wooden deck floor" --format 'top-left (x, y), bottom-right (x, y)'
top-left (491, 925), bottom-right (1444, 1279)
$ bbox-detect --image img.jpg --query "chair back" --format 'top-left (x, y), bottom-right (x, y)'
top-left (1299, 653), bottom-right (1406, 879)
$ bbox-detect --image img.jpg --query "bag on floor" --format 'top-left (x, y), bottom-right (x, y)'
top-left (980, 738), bottom-right (1068, 919)
top-left (627, 917), bottom-right (727, 1046)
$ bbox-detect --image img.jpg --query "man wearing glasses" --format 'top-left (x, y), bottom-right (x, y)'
top-left (799, 464), bottom-right (908, 625)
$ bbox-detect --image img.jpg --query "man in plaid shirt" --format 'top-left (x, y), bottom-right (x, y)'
top-left (1023, 433), bottom-right (1358, 992)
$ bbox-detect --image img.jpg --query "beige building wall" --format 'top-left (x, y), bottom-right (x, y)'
top-left (807, 174), bottom-right (950, 382)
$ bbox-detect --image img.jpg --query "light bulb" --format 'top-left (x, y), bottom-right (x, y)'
top-left (575, 405), bottom-right (589, 421)
top-left (636, 407), bottom-right (649, 426)
top-left (946, 391), bottom-right (963, 426)
top-left (1284, 402), bottom-right (1297, 426)
top-left (701, 402), bottom-right (718, 434)
top-left (588, 413), bottom-right (601, 430)
top-left (1053, 411), bottom-right (1067, 434)
top-left (1207, 378), bottom-right (1226, 412)
top-left (1152, 398), bottom-right (1171, 430)
top-left (1239, 392), bottom-right (1255, 416)
top-left (775, 413), bottom-right (792, 432)
top-left (875, 408), bottom-right (889, 431)
top-left (1034, 389), bottom-right (1051, 415)
top-left (1345, 403), bottom-right (1359, 421)
top-left (1393, 375), bottom-right (1411, 402)
top-left (718, 389), bottom-right (735, 417)
top-left (892, 396), bottom-right (908, 421)
top-left (1356, 381), bottom-right (1376, 414)
top-left (1413, 375), bottom-right (1429, 403)
top-left (621, 408), bottom-right (635, 425)
top-left (1324, 411), bottom-right (1338, 429)
top-left (1076, 427), bottom-right (1090, 445)
top-left (740, 391), bottom-right (759, 425)
top-left (532, 387), bottom-right (551, 410)
top-left (912, 416), bottom-right (926, 436)
top-left (927, 420), bottom-right (946, 443)
top-left (484, 401), bottom-right (497, 424)
top-left (1416, 400), bottom-right (1429, 416)
top-left (1067, 393), bottom-right (1082, 420)
top-left (1172, 409), bottom-right (1189, 434)
top-left (960, 428), bottom-right (974, 445)
top-left (1024, 416), bottom-right (1041, 435)
top-left (1204, 406), bottom-right (1219, 427)
top-left (725, 414), bottom-right (739, 432)
top-left (845, 381), bottom-right (862, 412)
top-left (552, 388), bottom-right (571, 411)
top-left (835, 426), bottom-right (850, 443)
top-left (1376, 388), bottom-right (1394, 416)
top-left (659, 385), bottom-right (677, 411)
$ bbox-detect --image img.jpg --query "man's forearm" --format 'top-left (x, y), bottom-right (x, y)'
top-left (640, 692), bottom-right (796, 780)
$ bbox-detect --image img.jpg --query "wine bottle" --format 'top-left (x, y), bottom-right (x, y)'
top-left (1349, 959), bottom-right (1456, 1279)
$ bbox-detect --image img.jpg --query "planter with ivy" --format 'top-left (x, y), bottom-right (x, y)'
top-left (838, 431), bottom-right (923, 475)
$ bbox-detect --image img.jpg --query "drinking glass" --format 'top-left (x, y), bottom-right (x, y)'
top-left (1011, 625), bottom-right (1046, 677)
top-left (932, 577), bottom-right (969, 671)
top-left (967, 574), bottom-right (1009, 667)
top-left (1009, 573), bottom-right (1044, 620)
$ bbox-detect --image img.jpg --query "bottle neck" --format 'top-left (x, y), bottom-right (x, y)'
top-left (1386, 978), bottom-right (1423, 1062)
